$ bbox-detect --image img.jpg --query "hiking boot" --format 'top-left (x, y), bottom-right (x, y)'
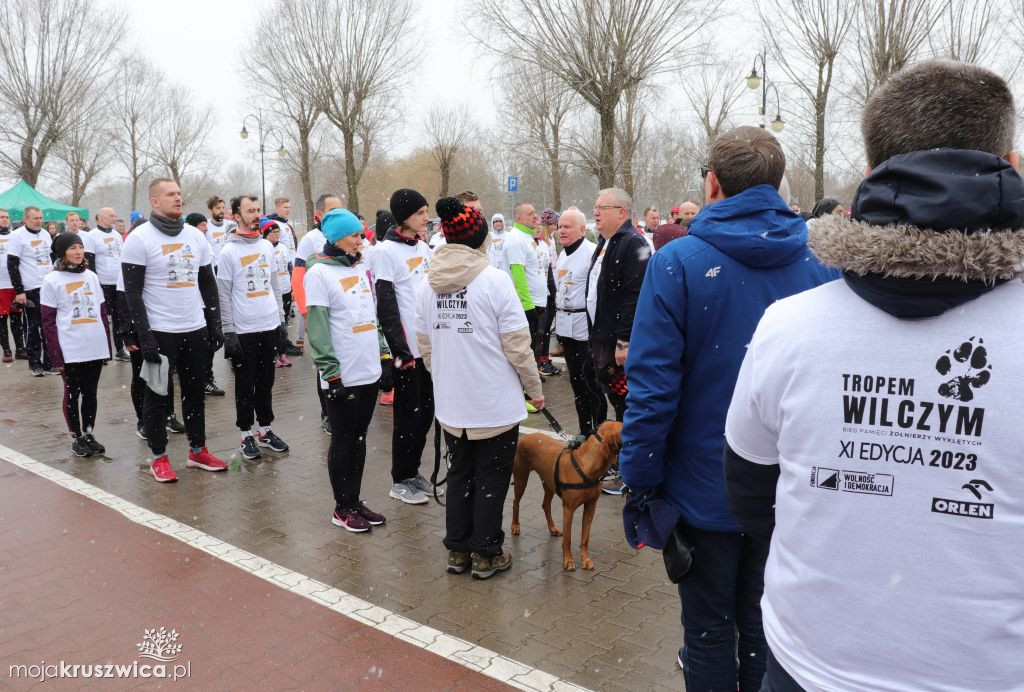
top-left (389, 480), bottom-right (429, 505)
top-left (2, 350), bottom-right (11, 364)
top-left (471, 550), bottom-right (512, 580)
top-left (136, 424), bottom-right (147, 440)
top-left (82, 433), bottom-right (105, 455)
top-left (186, 447), bottom-right (228, 471)
top-left (165, 416), bottom-right (185, 433)
top-left (204, 380), bottom-right (225, 396)
top-left (601, 468), bottom-right (626, 496)
top-left (379, 390), bottom-right (394, 405)
top-left (321, 416), bottom-right (332, 435)
top-left (355, 502), bottom-right (386, 526)
top-left (71, 437), bottom-right (91, 457)
top-left (114, 349), bottom-right (131, 362)
top-left (332, 507), bottom-right (371, 533)
top-left (239, 435), bottom-right (262, 460)
top-left (408, 473), bottom-right (444, 498)
top-left (256, 429), bottom-right (289, 452)
top-left (150, 455), bottom-right (178, 482)
top-left (447, 550), bottom-right (471, 574)
top-left (539, 360), bottom-right (562, 376)
top-left (14, 347), bottom-right (27, 360)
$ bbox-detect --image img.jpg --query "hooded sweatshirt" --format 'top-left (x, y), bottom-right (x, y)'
top-left (216, 231), bottom-right (284, 335)
top-left (487, 213), bottom-right (508, 272)
top-left (618, 184), bottom-right (839, 531)
top-left (415, 240), bottom-right (542, 439)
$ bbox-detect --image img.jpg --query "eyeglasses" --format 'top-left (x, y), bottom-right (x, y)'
top-left (593, 205), bottom-right (623, 213)
top-left (700, 165), bottom-right (713, 179)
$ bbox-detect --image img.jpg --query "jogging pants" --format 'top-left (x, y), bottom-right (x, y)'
top-left (0, 311), bottom-right (24, 354)
top-left (442, 426), bottom-right (519, 556)
top-left (100, 284), bottom-right (123, 351)
top-left (60, 360), bottom-right (103, 438)
top-left (23, 288), bottom-right (49, 370)
top-left (591, 341), bottom-right (626, 421)
top-left (231, 330), bottom-right (277, 430)
top-left (130, 348), bottom-right (175, 425)
top-left (325, 380), bottom-right (379, 510)
top-left (391, 359), bottom-right (434, 483)
top-left (562, 337), bottom-right (607, 436)
top-left (143, 328), bottom-right (209, 456)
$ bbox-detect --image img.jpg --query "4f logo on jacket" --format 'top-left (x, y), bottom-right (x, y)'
top-left (705, 266), bottom-right (721, 278)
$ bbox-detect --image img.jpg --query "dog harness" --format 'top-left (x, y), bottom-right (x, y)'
top-left (553, 429), bottom-right (606, 497)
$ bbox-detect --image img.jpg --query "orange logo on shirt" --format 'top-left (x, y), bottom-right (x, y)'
top-left (340, 276), bottom-right (360, 292)
top-left (161, 243), bottom-right (184, 255)
top-left (31, 239), bottom-right (43, 247)
top-left (557, 269), bottom-right (569, 279)
top-left (103, 237), bottom-right (114, 244)
top-left (406, 257), bottom-right (424, 272)
top-left (240, 253), bottom-right (261, 267)
top-left (64, 281), bottom-right (85, 294)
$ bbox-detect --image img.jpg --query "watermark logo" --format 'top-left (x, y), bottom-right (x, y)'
top-left (137, 627), bottom-right (182, 662)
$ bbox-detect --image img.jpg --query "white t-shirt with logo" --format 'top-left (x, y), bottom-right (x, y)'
top-left (586, 242), bottom-right (606, 323)
top-left (217, 239), bottom-right (281, 335)
top-left (415, 267), bottom-right (529, 429)
top-left (0, 233), bottom-right (14, 289)
top-left (725, 279), bottom-right (1024, 691)
top-left (296, 228), bottom-right (325, 265)
top-left (8, 227), bottom-right (53, 291)
top-left (86, 229), bottom-right (123, 285)
top-left (271, 242), bottom-right (291, 295)
top-left (373, 237), bottom-right (431, 359)
top-left (276, 220), bottom-right (297, 262)
top-left (304, 260), bottom-right (381, 388)
top-left (554, 239), bottom-right (596, 341)
top-left (120, 222), bottom-right (212, 333)
top-left (502, 227), bottom-right (547, 305)
top-left (39, 269), bottom-right (110, 363)
top-left (205, 220), bottom-right (234, 260)
top-left (488, 229), bottom-right (508, 273)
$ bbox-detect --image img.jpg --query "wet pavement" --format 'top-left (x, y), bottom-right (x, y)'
top-left (0, 349), bottom-right (683, 690)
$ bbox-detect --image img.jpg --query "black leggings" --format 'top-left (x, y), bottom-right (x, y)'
top-left (231, 330), bottom-right (277, 430)
top-left (143, 328), bottom-right (209, 456)
top-left (326, 380), bottom-right (379, 510)
top-left (100, 284), bottom-right (123, 351)
top-left (130, 348), bottom-right (175, 424)
top-left (278, 292), bottom-right (293, 355)
top-left (443, 426), bottom-right (519, 556)
top-left (0, 311), bottom-right (24, 354)
top-left (61, 360), bottom-right (103, 438)
top-left (23, 288), bottom-right (48, 370)
top-left (562, 337), bottom-right (608, 436)
top-left (391, 359), bottom-right (434, 483)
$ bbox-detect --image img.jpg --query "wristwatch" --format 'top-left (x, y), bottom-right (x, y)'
top-left (615, 340), bottom-right (629, 350)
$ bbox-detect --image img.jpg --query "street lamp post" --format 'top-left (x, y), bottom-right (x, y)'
top-left (745, 50), bottom-right (785, 133)
top-left (240, 108), bottom-right (286, 213)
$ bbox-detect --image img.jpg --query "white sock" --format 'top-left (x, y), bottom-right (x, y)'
top-left (241, 430), bottom-right (253, 442)
top-left (257, 425), bottom-right (271, 436)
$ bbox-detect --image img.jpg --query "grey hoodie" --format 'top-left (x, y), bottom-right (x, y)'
top-left (217, 232), bottom-right (285, 334)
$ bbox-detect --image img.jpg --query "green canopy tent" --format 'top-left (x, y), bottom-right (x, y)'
top-left (0, 180), bottom-right (88, 223)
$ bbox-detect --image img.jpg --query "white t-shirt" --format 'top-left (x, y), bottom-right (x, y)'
top-left (271, 242), bottom-right (291, 295)
top-left (205, 220), bottom-right (234, 260)
top-left (373, 237), bottom-right (431, 359)
top-left (586, 242), bottom-right (606, 323)
top-left (502, 227), bottom-right (546, 305)
top-left (76, 230), bottom-right (97, 256)
top-left (304, 259), bottom-right (382, 388)
top-left (488, 229), bottom-right (508, 273)
top-left (8, 227), bottom-right (52, 291)
top-left (276, 220), bottom-right (297, 262)
top-left (429, 232), bottom-right (447, 249)
top-left (725, 279), bottom-right (1024, 691)
top-left (554, 239), bottom-right (596, 341)
top-left (39, 269), bottom-right (110, 363)
top-left (120, 222), bottom-right (212, 333)
top-left (0, 233), bottom-right (14, 289)
top-left (415, 266), bottom-right (529, 428)
top-left (295, 228), bottom-right (325, 265)
top-left (217, 239), bottom-right (281, 335)
top-left (86, 228), bottom-right (123, 285)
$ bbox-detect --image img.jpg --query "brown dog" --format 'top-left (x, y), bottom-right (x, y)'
top-left (510, 421), bottom-right (623, 571)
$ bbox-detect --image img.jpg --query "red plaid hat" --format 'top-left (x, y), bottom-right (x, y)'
top-left (435, 197), bottom-right (488, 248)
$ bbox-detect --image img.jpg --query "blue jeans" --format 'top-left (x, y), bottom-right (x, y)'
top-left (676, 522), bottom-right (769, 692)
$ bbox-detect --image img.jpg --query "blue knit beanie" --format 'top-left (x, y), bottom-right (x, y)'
top-left (321, 209), bottom-right (363, 244)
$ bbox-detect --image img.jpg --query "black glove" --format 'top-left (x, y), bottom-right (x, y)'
top-left (224, 332), bottom-right (242, 360)
top-left (208, 324), bottom-right (224, 352)
top-left (141, 345), bottom-right (161, 364)
top-left (324, 378), bottom-right (343, 402)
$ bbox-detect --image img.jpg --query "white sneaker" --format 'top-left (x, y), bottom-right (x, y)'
top-left (389, 480), bottom-right (429, 505)
top-left (408, 473), bottom-right (444, 497)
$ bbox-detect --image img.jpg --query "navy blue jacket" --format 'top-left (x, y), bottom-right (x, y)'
top-left (619, 185), bottom-right (839, 531)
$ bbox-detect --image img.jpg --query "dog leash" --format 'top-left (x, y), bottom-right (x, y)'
top-left (429, 419), bottom-right (448, 506)
top-left (539, 407), bottom-right (575, 444)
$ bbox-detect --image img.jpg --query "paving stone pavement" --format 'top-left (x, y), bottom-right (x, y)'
top-left (0, 350), bottom-right (684, 690)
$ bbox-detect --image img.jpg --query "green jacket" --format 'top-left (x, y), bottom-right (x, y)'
top-left (304, 252), bottom-right (390, 383)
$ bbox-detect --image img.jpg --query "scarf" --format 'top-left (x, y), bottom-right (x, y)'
top-left (564, 237), bottom-right (584, 255)
top-left (322, 241), bottom-right (360, 264)
top-left (150, 212), bottom-right (184, 237)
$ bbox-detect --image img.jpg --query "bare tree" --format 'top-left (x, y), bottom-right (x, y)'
top-left (0, 0), bottom-right (126, 186)
top-left (615, 83), bottom-right (649, 199)
top-left (685, 60), bottom-right (745, 154)
top-left (499, 61), bottom-right (580, 209)
top-left (425, 106), bottom-right (475, 197)
top-left (760, 0), bottom-right (856, 201)
top-left (474, 0), bottom-right (714, 188)
top-left (148, 85), bottom-right (215, 188)
top-left (266, 0), bottom-right (414, 214)
top-left (52, 113), bottom-right (115, 205)
top-left (853, 0), bottom-right (950, 103)
top-left (113, 55), bottom-right (161, 210)
top-left (928, 0), bottom-right (998, 64)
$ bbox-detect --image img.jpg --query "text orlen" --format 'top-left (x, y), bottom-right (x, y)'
top-left (9, 661), bottom-right (191, 682)
top-left (842, 374), bottom-right (984, 438)
top-left (931, 497), bottom-right (994, 519)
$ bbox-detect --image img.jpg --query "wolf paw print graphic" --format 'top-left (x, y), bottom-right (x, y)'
top-left (935, 337), bottom-right (991, 403)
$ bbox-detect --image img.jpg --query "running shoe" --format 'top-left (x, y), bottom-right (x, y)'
top-left (186, 447), bottom-right (228, 471)
top-left (256, 429), bottom-right (289, 452)
top-left (332, 507), bottom-right (371, 532)
top-left (389, 480), bottom-right (429, 505)
top-left (82, 433), bottom-right (105, 455)
top-left (321, 416), bottom-right (332, 435)
top-left (355, 502), bottom-right (386, 526)
top-left (539, 360), bottom-right (562, 376)
top-left (45, 367), bottom-right (60, 375)
top-left (239, 435), bottom-right (262, 460)
top-left (14, 347), bottom-right (27, 360)
top-left (165, 416), bottom-right (185, 433)
top-left (114, 349), bottom-right (131, 362)
top-left (408, 473), bottom-right (444, 497)
top-left (379, 390), bottom-right (394, 405)
top-left (31, 368), bottom-right (44, 377)
top-left (601, 468), bottom-right (627, 496)
top-left (136, 424), bottom-right (147, 440)
top-left (525, 401), bottom-right (538, 413)
top-left (274, 355), bottom-right (285, 368)
top-left (71, 437), bottom-right (91, 457)
top-left (2, 350), bottom-right (11, 364)
top-left (204, 380), bottom-right (225, 396)
top-left (278, 354), bottom-right (292, 367)
top-left (150, 455), bottom-right (178, 482)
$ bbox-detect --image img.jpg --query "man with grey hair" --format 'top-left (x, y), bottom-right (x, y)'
top-left (725, 60), bottom-right (1024, 689)
top-left (554, 208), bottom-right (605, 437)
top-left (87, 207), bottom-right (128, 361)
top-left (8, 205), bottom-right (55, 374)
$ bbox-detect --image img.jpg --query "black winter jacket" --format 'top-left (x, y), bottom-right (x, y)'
top-left (586, 220), bottom-right (650, 346)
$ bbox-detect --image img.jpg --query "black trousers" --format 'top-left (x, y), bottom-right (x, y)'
top-left (231, 330), bottom-right (277, 430)
top-left (443, 426), bottom-right (519, 556)
top-left (532, 306), bottom-right (550, 359)
top-left (0, 310), bottom-right (24, 354)
top-left (130, 348), bottom-right (175, 424)
top-left (391, 359), bottom-right (434, 483)
top-left (325, 380), bottom-right (378, 509)
top-left (315, 369), bottom-right (327, 419)
top-left (537, 275), bottom-right (556, 358)
top-left (759, 650), bottom-right (805, 691)
top-left (143, 328), bottom-right (209, 456)
top-left (278, 292), bottom-right (293, 355)
top-left (524, 307), bottom-right (539, 350)
top-left (100, 284), bottom-right (123, 351)
top-left (592, 340), bottom-right (626, 421)
top-left (562, 337), bottom-right (607, 436)
top-left (60, 360), bottom-right (103, 438)
top-left (23, 288), bottom-right (49, 370)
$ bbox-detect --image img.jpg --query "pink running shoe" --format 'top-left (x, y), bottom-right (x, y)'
top-left (150, 455), bottom-right (178, 483)
top-left (186, 447), bottom-right (228, 472)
